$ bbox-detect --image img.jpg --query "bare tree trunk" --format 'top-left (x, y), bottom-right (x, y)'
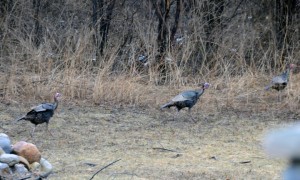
top-left (33, 0), bottom-right (42, 47)
top-left (151, 0), bottom-right (171, 83)
top-left (202, 0), bottom-right (224, 64)
top-left (91, 0), bottom-right (116, 64)
top-left (274, 0), bottom-right (297, 65)
top-left (170, 0), bottom-right (182, 43)
top-left (0, 0), bottom-right (14, 58)
top-left (99, 0), bottom-right (116, 55)
top-left (119, 2), bottom-right (135, 50)
top-left (92, 0), bottom-right (98, 28)
top-left (91, 0), bottom-right (99, 64)
top-left (152, 0), bottom-right (170, 57)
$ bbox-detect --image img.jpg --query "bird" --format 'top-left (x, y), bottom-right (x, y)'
top-left (265, 64), bottom-right (297, 101)
top-left (160, 82), bottom-right (210, 122)
top-left (16, 92), bottom-right (62, 137)
top-left (137, 54), bottom-right (149, 67)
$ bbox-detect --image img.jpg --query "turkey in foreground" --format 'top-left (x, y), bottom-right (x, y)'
top-left (16, 92), bottom-right (62, 137)
top-left (265, 64), bottom-right (297, 101)
top-left (161, 82), bottom-right (210, 122)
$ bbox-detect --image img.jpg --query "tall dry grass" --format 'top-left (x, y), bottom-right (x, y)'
top-left (2, 54), bottom-right (299, 116)
top-left (0, 0), bottom-right (299, 115)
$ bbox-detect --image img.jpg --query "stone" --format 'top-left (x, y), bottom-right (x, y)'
top-left (0, 133), bottom-right (12, 153)
top-left (12, 141), bottom-right (41, 164)
top-left (0, 147), bottom-right (5, 155)
top-left (30, 162), bottom-right (40, 171)
top-left (13, 163), bottom-right (28, 175)
top-left (39, 158), bottom-right (53, 178)
top-left (0, 154), bottom-right (20, 166)
top-left (0, 162), bottom-right (12, 176)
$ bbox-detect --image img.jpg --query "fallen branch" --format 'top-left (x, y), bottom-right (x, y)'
top-left (153, 147), bottom-right (177, 152)
top-left (89, 159), bottom-right (121, 180)
top-left (239, 160), bottom-right (251, 164)
top-left (84, 162), bottom-right (97, 167)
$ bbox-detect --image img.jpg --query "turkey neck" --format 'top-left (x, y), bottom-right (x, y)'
top-left (53, 96), bottom-right (59, 110)
top-left (196, 88), bottom-right (205, 97)
top-left (286, 67), bottom-right (291, 81)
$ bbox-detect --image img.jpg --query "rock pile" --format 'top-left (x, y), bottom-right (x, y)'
top-left (0, 133), bottom-right (53, 179)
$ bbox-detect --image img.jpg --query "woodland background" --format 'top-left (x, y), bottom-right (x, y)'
top-left (0, 0), bottom-right (300, 106)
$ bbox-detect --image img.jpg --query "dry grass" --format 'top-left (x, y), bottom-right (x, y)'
top-left (2, 57), bottom-right (300, 123)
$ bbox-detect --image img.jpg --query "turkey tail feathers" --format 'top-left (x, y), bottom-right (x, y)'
top-left (14, 116), bottom-right (25, 123)
top-left (160, 102), bottom-right (174, 110)
top-left (265, 84), bottom-right (272, 91)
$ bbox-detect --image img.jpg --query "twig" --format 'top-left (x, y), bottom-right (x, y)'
top-left (228, 0), bottom-right (245, 21)
top-left (84, 162), bottom-right (97, 167)
top-left (152, 147), bottom-right (177, 152)
top-left (239, 160), bottom-right (251, 164)
top-left (89, 159), bottom-right (121, 180)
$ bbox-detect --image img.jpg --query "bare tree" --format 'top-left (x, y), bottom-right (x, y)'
top-left (91, 0), bottom-right (116, 60)
top-left (150, 0), bottom-right (183, 83)
top-left (0, 0), bottom-right (14, 58)
top-left (0, 0), bottom-right (13, 18)
top-left (170, 0), bottom-right (182, 43)
top-left (273, 0), bottom-right (298, 64)
top-left (151, 0), bottom-right (171, 59)
top-left (33, 0), bottom-right (42, 47)
top-left (202, 0), bottom-right (224, 63)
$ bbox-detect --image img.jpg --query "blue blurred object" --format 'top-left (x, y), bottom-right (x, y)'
top-left (264, 123), bottom-right (300, 180)
top-left (0, 133), bottom-right (12, 153)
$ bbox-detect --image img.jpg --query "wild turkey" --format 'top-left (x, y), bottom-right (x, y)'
top-left (161, 82), bottom-right (210, 122)
top-left (265, 64), bottom-right (297, 101)
top-left (16, 92), bottom-right (62, 137)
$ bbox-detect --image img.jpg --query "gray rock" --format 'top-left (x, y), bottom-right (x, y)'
top-left (0, 133), bottom-right (12, 153)
top-left (13, 163), bottom-right (29, 175)
top-left (0, 162), bottom-right (12, 176)
top-left (0, 154), bottom-right (20, 166)
top-left (39, 158), bottom-right (53, 178)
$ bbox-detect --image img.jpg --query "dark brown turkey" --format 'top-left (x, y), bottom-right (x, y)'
top-left (161, 83), bottom-right (210, 122)
top-left (16, 93), bottom-right (62, 137)
top-left (265, 64), bottom-right (297, 101)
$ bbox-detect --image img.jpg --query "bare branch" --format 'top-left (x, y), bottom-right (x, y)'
top-left (89, 159), bottom-right (121, 180)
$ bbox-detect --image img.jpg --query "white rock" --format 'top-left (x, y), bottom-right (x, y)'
top-left (0, 154), bottom-right (20, 166)
top-left (0, 147), bottom-right (5, 155)
top-left (39, 158), bottom-right (53, 178)
top-left (30, 161), bottom-right (40, 171)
